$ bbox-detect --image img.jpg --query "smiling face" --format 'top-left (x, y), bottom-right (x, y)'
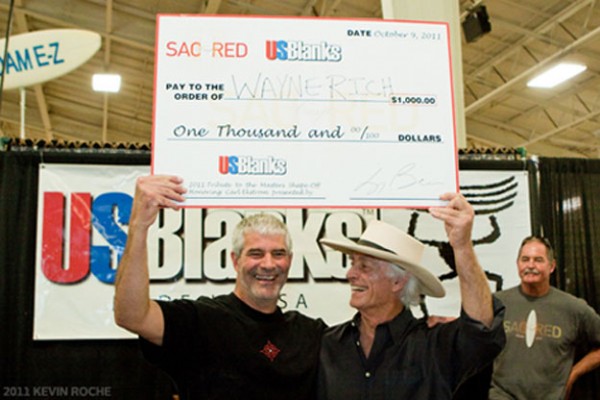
top-left (232, 231), bottom-right (291, 313)
top-left (517, 239), bottom-right (556, 296)
top-left (346, 253), bottom-right (406, 319)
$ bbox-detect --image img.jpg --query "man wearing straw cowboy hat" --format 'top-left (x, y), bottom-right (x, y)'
top-left (317, 192), bottom-right (506, 399)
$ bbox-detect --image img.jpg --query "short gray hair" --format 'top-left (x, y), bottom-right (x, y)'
top-left (518, 236), bottom-right (555, 263)
top-left (231, 213), bottom-right (292, 257)
top-left (384, 263), bottom-right (421, 306)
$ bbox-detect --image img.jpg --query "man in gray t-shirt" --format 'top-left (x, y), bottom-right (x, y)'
top-left (489, 236), bottom-right (600, 400)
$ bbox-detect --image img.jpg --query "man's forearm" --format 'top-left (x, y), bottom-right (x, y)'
top-left (428, 193), bottom-right (493, 327)
top-left (113, 225), bottom-right (153, 331)
top-left (455, 244), bottom-right (493, 327)
top-left (568, 348), bottom-right (600, 385)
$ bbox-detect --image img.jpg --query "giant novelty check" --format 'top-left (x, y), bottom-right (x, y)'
top-left (152, 15), bottom-right (459, 208)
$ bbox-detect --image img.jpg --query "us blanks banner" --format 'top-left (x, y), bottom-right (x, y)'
top-left (152, 15), bottom-right (459, 208)
top-left (34, 164), bottom-right (527, 339)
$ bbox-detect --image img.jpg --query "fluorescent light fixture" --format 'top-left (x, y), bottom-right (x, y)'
top-left (527, 63), bottom-right (586, 88)
top-left (92, 73), bottom-right (122, 93)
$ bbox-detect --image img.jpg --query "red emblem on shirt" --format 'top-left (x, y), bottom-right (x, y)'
top-left (260, 340), bottom-right (281, 362)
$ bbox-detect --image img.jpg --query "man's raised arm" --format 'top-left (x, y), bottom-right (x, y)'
top-left (113, 175), bottom-right (186, 345)
top-left (429, 192), bottom-right (494, 328)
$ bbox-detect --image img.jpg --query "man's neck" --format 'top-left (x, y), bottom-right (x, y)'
top-left (358, 302), bottom-right (404, 358)
top-left (232, 290), bottom-right (277, 314)
top-left (521, 282), bottom-right (551, 298)
top-left (359, 302), bottom-right (404, 334)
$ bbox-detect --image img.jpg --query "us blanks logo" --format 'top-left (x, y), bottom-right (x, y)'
top-left (265, 40), bottom-right (342, 62)
top-left (219, 155), bottom-right (288, 175)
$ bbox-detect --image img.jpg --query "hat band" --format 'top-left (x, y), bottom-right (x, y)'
top-left (357, 239), bottom-right (396, 256)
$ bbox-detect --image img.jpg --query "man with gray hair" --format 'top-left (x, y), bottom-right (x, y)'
top-left (317, 192), bottom-right (506, 399)
top-left (114, 175), bottom-right (326, 400)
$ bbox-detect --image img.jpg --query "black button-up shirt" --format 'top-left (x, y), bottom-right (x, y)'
top-left (318, 298), bottom-right (505, 400)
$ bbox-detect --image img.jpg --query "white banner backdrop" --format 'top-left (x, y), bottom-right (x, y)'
top-left (34, 164), bottom-right (530, 339)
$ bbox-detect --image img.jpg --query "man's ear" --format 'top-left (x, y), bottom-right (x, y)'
top-left (231, 251), bottom-right (240, 272)
top-left (392, 274), bottom-right (410, 294)
top-left (550, 259), bottom-right (557, 274)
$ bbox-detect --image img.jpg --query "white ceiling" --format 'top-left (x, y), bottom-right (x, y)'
top-left (0, 0), bottom-right (599, 158)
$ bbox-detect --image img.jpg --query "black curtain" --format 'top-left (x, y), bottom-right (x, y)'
top-left (538, 157), bottom-right (600, 399)
top-left (0, 151), bottom-right (174, 399)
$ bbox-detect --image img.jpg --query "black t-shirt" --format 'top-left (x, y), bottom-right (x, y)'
top-left (141, 293), bottom-right (326, 400)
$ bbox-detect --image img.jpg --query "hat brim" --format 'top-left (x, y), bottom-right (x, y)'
top-left (320, 238), bottom-right (446, 298)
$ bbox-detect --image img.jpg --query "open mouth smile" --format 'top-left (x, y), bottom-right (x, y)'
top-left (255, 274), bottom-right (277, 281)
top-left (350, 285), bottom-right (367, 292)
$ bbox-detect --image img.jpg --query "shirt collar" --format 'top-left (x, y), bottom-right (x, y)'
top-left (227, 293), bottom-right (284, 322)
top-left (386, 307), bottom-right (417, 343)
top-left (333, 307), bottom-right (417, 343)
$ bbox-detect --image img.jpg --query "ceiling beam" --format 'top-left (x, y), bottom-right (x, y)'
top-left (502, 75), bottom-right (600, 125)
top-left (224, 0), bottom-right (272, 14)
top-left (204, 0), bottom-right (223, 14)
top-left (468, 115), bottom-right (531, 140)
top-left (466, 134), bottom-right (506, 149)
top-left (464, 0), bottom-right (594, 82)
top-left (312, 0), bottom-right (328, 16)
top-left (491, 18), bottom-right (568, 48)
top-left (0, 3), bottom-right (155, 52)
top-left (301, 0), bottom-right (319, 15)
top-left (324, 0), bottom-right (343, 16)
top-left (549, 137), bottom-right (600, 150)
top-left (518, 108), bottom-right (600, 147)
top-left (466, 24), bottom-right (600, 115)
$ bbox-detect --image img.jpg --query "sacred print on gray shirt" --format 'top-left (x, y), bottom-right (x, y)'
top-left (490, 286), bottom-right (600, 400)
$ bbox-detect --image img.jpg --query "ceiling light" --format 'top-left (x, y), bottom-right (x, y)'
top-left (92, 73), bottom-right (122, 93)
top-left (527, 63), bottom-right (586, 88)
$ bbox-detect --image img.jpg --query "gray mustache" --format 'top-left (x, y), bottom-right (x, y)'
top-left (522, 268), bottom-right (541, 275)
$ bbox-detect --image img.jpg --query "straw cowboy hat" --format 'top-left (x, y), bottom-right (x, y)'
top-left (320, 219), bottom-right (445, 298)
